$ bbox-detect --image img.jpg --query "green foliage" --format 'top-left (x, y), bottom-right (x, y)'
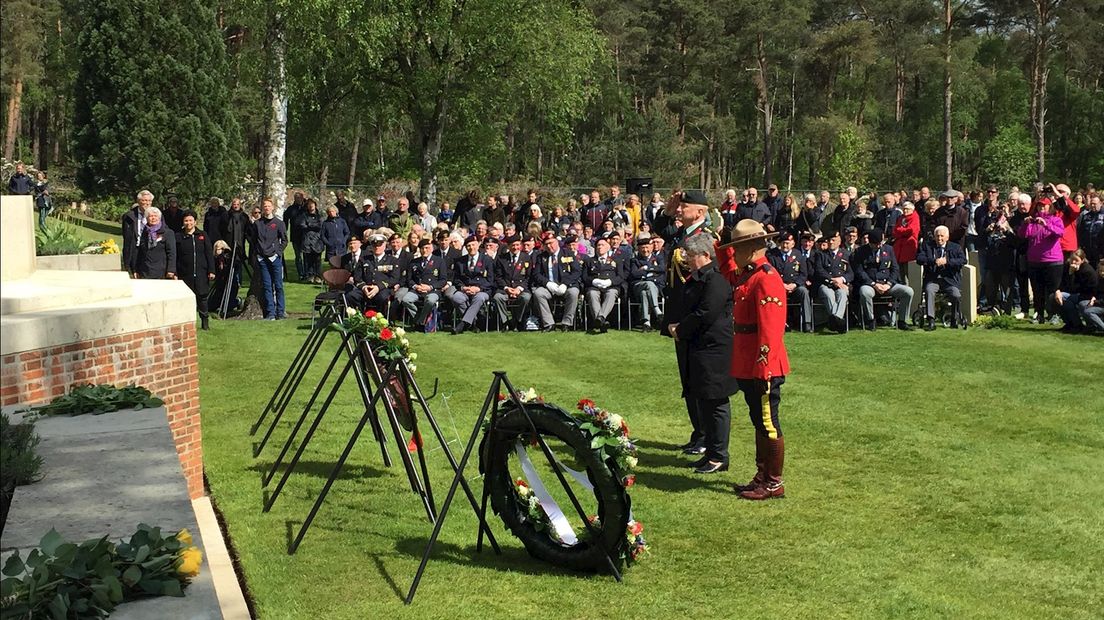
top-left (31, 384), bottom-right (164, 417)
top-left (33, 221), bottom-right (84, 256)
top-left (0, 524), bottom-right (201, 618)
top-left (0, 414), bottom-right (43, 488)
top-left (974, 312), bottom-right (1018, 330)
top-left (72, 0), bottom-right (242, 202)
top-left (980, 125), bottom-right (1036, 189)
top-left (821, 126), bottom-right (872, 191)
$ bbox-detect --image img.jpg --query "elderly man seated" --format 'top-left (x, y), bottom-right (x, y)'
top-left (915, 224), bottom-right (967, 330)
top-left (851, 230), bottom-right (914, 331)
top-left (531, 233), bottom-right (583, 331)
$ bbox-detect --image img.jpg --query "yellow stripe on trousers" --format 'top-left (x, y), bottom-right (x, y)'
top-left (761, 391), bottom-right (778, 439)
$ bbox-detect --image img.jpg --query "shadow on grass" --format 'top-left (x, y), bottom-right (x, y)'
top-left (391, 537), bottom-right (583, 579)
top-left (634, 469), bottom-right (732, 494)
top-left (250, 459), bottom-right (388, 483)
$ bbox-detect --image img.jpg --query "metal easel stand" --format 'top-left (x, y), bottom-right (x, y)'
top-left (404, 371), bottom-right (621, 605)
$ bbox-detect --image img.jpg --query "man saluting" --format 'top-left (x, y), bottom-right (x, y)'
top-left (716, 219), bottom-right (791, 500)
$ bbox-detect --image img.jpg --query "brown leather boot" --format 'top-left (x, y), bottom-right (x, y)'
top-left (733, 434), bottom-right (767, 493)
top-left (739, 437), bottom-right (785, 500)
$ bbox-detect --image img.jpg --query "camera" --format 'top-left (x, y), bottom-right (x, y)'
top-left (1041, 185), bottom-right (1054, 195)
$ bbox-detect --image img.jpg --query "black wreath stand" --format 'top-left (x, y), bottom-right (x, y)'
top-left (404, 371), bottom-right (622, 605)
top-left (249, 314), bottom-right (500, 555)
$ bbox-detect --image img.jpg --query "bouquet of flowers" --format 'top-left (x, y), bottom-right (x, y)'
top-left (573, 398), bottom-right (638, 487)
top-left (339, 308), bottom-right (417, 372)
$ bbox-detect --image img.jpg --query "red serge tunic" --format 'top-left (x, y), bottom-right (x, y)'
top-left (716, 246), bottom-right (791, 381)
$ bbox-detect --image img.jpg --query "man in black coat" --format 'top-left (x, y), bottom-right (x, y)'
top-left (767, 232), bottom-right (813, 333)
top-left (735, 187), bottom-right (771, 227)
top-left (915, 225), bottom-right (967, 330)
top-left (122, 190), bottom-right (154, 276)
top-left (399, 239), bottom-right (448, 330)
top-left (531, 233), bottom-right (583, 331)
top-left (668, 233), bottom-right (737, 474)
top-left (627, 236), bottom-right (666, 330)
top-left (583, 237), bottom-right (625, 333)
top-left (450, 235), bottom-right (496, 334)
top-left (492, 235), bottom-right (533, 331)
top-left (851, 230), bottom-right (914, 331)
top-left (176, 211), bottom-right (216, 330)
top-left (347, 233), bottom-right (400, 312)
top-left (810, 231), bottom-right (852, 332)
top-left (202, 198), bottom-right (229, 247)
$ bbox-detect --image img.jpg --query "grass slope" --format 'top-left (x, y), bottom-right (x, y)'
top-left (198, 280), bottom-right (1104, 619)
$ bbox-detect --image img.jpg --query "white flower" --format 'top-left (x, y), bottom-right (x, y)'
top-left (408, 353), bottom-right (417, 361)
top-left (345, 307), bottom-right (357, 317)
top-left (607, 413), bottom-right (624, 429)
top-left (618, 435), bottom-right (630, 447)
top-left (626, 456), bottom-right (638, 469)
top-left (409, 364), bottom-right (417, 373)
top-left (395, 327), bottom-right (406, 337)
top-left (517, 484), bottom-right (531, 498)
top-left (520, 387), bottom-right (539, 402)
top-left (400, 337), bottom-right (409, 347)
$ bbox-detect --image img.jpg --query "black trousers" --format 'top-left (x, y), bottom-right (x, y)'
top-left (675, 342), bottom-right (704, 447)
top-left (1027, 261), bottom-right (1063, 320)
top-left (736, 377), bottom-right (785, 440)
top-left (688, 397), bottom-right (731, 462)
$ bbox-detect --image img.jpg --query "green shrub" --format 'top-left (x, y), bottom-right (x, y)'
top-left (974, 313), bottom-right (1017, 329)
top-left (31, 384), bottom-right (164, 416)
top-left (0, 414), bottom-right (43, 488)
top-left (34, 222), bottom-right (85, 256)
top-left (84, 196), bottom-right (135, 223)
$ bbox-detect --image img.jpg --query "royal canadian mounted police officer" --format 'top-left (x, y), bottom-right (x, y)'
top-left (654, 190), bottom-right (726, 455)
top-left (716, 219), bottom-right (791, 500)
top-left (176, 210), bottom-right (216, 330)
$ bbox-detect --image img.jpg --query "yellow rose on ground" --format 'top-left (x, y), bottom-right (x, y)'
top-left (176, 529), bottom-right (193, 547)
top-left (177, 546), bottom-right (203, 578)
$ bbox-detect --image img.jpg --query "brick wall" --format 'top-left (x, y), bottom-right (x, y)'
top-left (1, 323), bottom-right (204, 499)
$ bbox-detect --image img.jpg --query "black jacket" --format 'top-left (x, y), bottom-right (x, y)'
top-left (767, 248), bottom-right (809, 286)
top-left (495, 252), bottom-right (534, 290)
top-left (810, 247), bottom-right (853, 287)
top-left (1060, 262), bottom-right (1099, 298)
top-left (916, 240), bottom-right (966, 289)
top-left (675, 263), bottom-right (738, 400)
top-left (8, 172), bottom-right (33, 195)
top-left (452, 252), bottom-right (496, 293)
top-left (137, 228), bottom-right (177, 279)
top-left (406, 254), bottom-right (447, 291)
top-left (203, 207), bottom-right (229, 246)
top-left (735, 201), bottom-right (771, 226)
top-left (297, 210), bottom-right (324, 254)
top-left (252, 216), bottom-right (288, 258)
top-left (628, 252), bottom-right (666, 285)
top-left (531, 248), bottom-right (584, 288)
top-left (354, 252), bottom-right (401, 289)
top-left (222, 209), bottom-right (252, 258)
top-left (121, 206), bottom-right (144, 274)
top-left (584, 253), bottom-right (625, 289)
top-left (852, 243), bottom-right (901, 286)
top-left (176, 229), bottom-right (215, 295)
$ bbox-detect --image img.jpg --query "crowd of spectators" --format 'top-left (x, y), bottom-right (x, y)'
top-left (97, 180), bottom-right (1104, 336)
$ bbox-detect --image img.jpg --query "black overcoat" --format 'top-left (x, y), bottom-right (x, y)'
top-left (676, 263), bottom-right (738, 400)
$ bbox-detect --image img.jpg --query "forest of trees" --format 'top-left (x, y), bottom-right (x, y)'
top-left (2, 0), bottom-right (1102, 206)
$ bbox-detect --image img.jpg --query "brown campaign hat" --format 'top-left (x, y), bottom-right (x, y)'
top-left (718, 219), bottom-right (778, 249)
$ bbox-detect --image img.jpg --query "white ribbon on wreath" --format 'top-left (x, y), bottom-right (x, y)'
top-left (515, 440), bottom-right (634, 545)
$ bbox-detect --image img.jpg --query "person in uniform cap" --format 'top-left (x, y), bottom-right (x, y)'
top-left (399, 239), bottom-right (447, 331)
top-left (482, 235), bottom-right (500, 260)
top-left (654, 189), bottom-right (725, 454)
top-left (347, 233), bottom-right (400, 312)
top-left (667, 233), bottom-right (738, 473)
top-left (767, 231), bottom-right (813, 332)
top-left (810, 230), bottom-right (852, 332)
top-left (493, 234), bottom-right (534, 330)
top-left (716, 219), bottom-right (791, 499)
top-left (628, 236), bottom-right (667, 330)
top-left (450, 235), bottom-right (496, 334)
top-left (583, 236), bottom-right (625, 332)
top-left (852, 229), bottom-right (914, 330)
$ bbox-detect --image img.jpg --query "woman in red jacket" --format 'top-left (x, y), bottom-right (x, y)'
top-left (893, 200), bottom-right (921, 276)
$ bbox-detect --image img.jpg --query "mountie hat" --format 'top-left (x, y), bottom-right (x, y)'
top-left (718, 219), bottom-right (778, 248)
top-left (680, 189), bottom-right (709, 206)
top-left (867, 229), bottom-right (884, 244)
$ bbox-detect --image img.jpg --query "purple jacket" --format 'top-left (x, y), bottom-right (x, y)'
top-left (1017, 214), bottom-right (1065, 263)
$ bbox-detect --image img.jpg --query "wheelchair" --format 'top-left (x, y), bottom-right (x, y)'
top-left (911, 291), bottom-right (968, 330)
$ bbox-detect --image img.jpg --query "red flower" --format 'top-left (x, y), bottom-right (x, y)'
top-left (496, 393), bottom-right (506, 401)
top-left (577, 398), bottom-right (596, 411)
top-left (629, 521), bottom-right (643, 536)
top-left (620, 420), bottom-right (630, 435)
top-left (365, 309), bottom-right (378, 318)
top-left (516, 478), bottom-right (528, 489)
top-left (406, 432), bottom-right (423, 453)
top-left (379, 327), bottom-right (394, 340)
top-left (623, 475), bottom-right (636, 488)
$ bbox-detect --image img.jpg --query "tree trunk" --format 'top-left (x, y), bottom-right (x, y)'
top-left (1030, 0), bottom-right (1051, 181)
top-left (264, 8), bottom-right (289, 217)
top-left (4, 77), bottom-right (23, 161)
top-left (942, 0), bottom-right (954, 190)
top-left (894, 54), bottom-right (905, 123)
top-left (753, 33), bottom-right (773, 187)
top-left (348, 120), bottom-right (361, 187)
top-left (418, 84), bottom-right (450, 208)
top-left (36, 106), bottom-right (49, 170)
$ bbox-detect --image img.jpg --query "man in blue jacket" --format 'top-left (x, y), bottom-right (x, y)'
top-left (852, 230), bottom-right (914, 331)
top-left (915, 225), bottom-right (967, 330)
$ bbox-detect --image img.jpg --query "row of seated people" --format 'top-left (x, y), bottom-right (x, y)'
top-left (335, 230), bottom-right (666, 334)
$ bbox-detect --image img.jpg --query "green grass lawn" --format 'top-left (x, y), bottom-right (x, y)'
top-left (49, 212), bottom-right (125, 246)
top-left (198, 280), bottom-right (1104, 619)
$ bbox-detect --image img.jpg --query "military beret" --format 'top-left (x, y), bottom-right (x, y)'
top-left (777, 231), bottom-right (795, 242)
top-left (540, 231), bottom-right (557, 241)
top-left (503, 234), bottom-right (520, 244)
top-left (816, 235), bottom-right (830, 243)
top-left (465, 235), bottom-right (479, 244)
top-left (389, 233), bottom-right (403, 241)
top-left (799, 232), bottom-right (816, 241)
top-left (844, 226), bottom-right (858, 234)
top-left (681, 189), bottom-right (709, 206)
top-left (418, 239), bottom-right (432, 248)
top-left (563, 234), bottom-right (578, 243)
top-left (867, 229), bottom-right (884, 244)
top-left (635, 237), bottom-right (652, 246)
top-left (483, 236), bottom-right (500, 245)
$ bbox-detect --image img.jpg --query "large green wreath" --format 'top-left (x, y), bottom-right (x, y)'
top-left (479, 397), bottom-right (646, 572)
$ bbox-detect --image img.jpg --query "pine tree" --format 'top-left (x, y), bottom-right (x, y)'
top-left (73, 0), bottom-right (241, 202)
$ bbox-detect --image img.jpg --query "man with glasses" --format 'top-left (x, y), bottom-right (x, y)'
top-left (450, 235), bottom-right (495, 334)
top-left (736, 187), bottom-right (771, 227)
